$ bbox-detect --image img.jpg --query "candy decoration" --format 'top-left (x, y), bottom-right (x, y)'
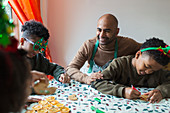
top-left (94, 97), bottom-right (101, 103)
top-left (91, 106), bottom-right (105, 113)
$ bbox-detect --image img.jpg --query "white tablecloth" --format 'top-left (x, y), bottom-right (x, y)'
top-left (24, 79), bottom-right (170, 113)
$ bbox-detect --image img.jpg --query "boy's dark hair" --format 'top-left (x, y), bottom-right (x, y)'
top-left (21, 20), bottom-right (50, 41)
top-left (140, 37), bottom-right (170, 66)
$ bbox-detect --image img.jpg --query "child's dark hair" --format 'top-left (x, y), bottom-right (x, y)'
top-left (21, 20), bottom-right (50, 41)
top-left (140, 37), bottom-right (170, 66)
top-left (0, 48), bottom-right (31, 112)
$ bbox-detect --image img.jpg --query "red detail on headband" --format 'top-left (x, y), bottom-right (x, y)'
top-left (157, 48), bottom-right (164, 53)
top-left (168, 50), bottom-right (170, 54)
top-left (167, 50), bottom-right (170, 58)
top-left (165, 45), bottom-right (168, 47)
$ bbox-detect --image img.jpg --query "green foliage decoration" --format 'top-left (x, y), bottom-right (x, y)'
top-left (0, 0), bottom-right (15, 47)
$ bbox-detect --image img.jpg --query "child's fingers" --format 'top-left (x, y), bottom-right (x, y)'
top-left (156, 98), bottom-right (162, 103)
top-left (90, 78), bottom-right (96, 82)
top-left (96, 73), bottom-right (103, 77)
top-left (40, 77), bottom-right (49, 84)
top-left (27, 97), bottom-right (42, 102)
top-left (61, 75), bottom-right (71, 83)
top-left (150, 96), bottom-right (157, 103)
top-left (143, 92), bottom-right (149, 95)
top-left (91, 76), bottom-right (97, 79)
top-left (91, 74), bottom-right (103, 79)
top-left (59, 75), bottom-right (64, 83)
top-left (149, 94), bottom-right (160, 103)
top-left (133, 90), bottom-right (141, 96)
top-left (149, 90), bottom-right (162, 103)
top-left (90, 74), bottom-right (98, 79)
top-left (154, 97), bottom-right (160, 103)
top-left (67, 77), bottom-right (71, 83)
top-left (96, 74), bottom-right (103, 79)
top-left (89, 77), bottom-right (97, 82)
top-left (124, 87), bottom-right (134, 99)
top-left (31, 70), bottom-right (49, 84)
top-left (149, 96), bottom-right (156, 103)
top-left (59, 77), bottom-right (62, 83)
top-left (63, 76), bottom-right (67, 83)
top-left (64, 76), bottom-right (70, 83)
top-left (89, 78), bottom-right (97, 82)
top-left (147, 91), bottom-right (154, 100)
top-left (131, 90), bottom-right (140, 98)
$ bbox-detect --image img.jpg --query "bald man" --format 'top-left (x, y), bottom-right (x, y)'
top-left (66, 14), bottom-right (141, 84)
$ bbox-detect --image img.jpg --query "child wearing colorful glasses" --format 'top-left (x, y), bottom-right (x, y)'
top-left (91, 38), bottom-right (170, 103)
top-left (18, 20), bottom-right (70, 84)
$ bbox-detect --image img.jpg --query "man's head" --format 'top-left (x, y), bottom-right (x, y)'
top-left (133, 38), bottom-right (170, 75)
top-left (97, 14), bottom-right (119, 45)
top-left (20, 20), bottom-right (50, 58)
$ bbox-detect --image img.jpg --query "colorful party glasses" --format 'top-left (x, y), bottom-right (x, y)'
top-left (24, 37), bottom-right (48, 53)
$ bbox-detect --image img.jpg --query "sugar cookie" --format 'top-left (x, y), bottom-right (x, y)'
top-left (33, 80), bottom-right (57, 95)
top-left (140, 94), bottom-right (149, 101)
top-left (68, 94), bottom-right (78, 101)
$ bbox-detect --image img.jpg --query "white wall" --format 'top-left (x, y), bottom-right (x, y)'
top-left (45, 0), bottom-right (170, 67)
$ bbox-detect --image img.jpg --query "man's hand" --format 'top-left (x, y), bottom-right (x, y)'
top-left (31, 70), bottom-right (49, 86)
top-left (143, 89), bottom-right (163, 103)
top-left (86, 71), bottom-right (103, 85)
top-left (123, 87), bottom-right (141, 99)
top-left (59, 73), bottom-right (70, 83)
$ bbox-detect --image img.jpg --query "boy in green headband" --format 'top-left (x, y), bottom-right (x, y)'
top-left (18, 20), bottom-right (70, 85)
top-left (92, 38), bottom-right (170, 103)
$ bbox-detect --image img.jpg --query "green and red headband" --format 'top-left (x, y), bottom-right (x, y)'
top-left (141, 45), bottom-right (170, 58)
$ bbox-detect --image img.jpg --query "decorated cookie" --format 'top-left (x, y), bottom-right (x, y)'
top-left (26, 96), bottom-right (70, 113)
top-left (61, 107), bottom-right (70, 113)
top-left (33, 80), bottom-right (57, 95)
top-left (140, 94), bottom-right (149, 101)
top-left (45, 96), bottom-right (56, 102)
top-left (68, 94), bottom-right (78, 101)
top-left (32, 104), bottom-right (42, 111)
top-left (48, 107), bottom-right (60, 112)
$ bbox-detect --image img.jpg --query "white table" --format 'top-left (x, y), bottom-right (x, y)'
top-left (24, 79), bottom-right (170, 113)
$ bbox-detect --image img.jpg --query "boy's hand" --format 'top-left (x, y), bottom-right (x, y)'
top-left (59, 73), bottom-right (70, 83)
top-left (27, 96), bottom-right (42, 103)
top-left (143, 89), bottom-right (163, 103)
top-left (123, 87), bottom-right (141, 99)
top-left (31, 70), bottom-right (49, 86)
top-left (86, 71), bottom-right (103, 85)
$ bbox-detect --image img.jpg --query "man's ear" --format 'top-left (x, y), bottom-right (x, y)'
top-left (135, 51), bottom-right (142, 59)
top-left (20, 38), bottom-right (25, 45)
top-left (116, 28), bottom-right (119, 35)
